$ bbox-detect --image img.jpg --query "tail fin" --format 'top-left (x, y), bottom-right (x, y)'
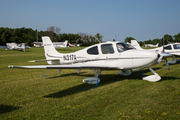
top-left (63, 40), bottom-right (68, 47)
top-left (130, 40), bottom-right (143, 50)
top-left (42, 36), bottom-right (62, 60)
top-left (21, 43), bottom-right (25, 51)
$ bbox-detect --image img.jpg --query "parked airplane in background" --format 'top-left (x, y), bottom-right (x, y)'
top-left (0, 43), bottom-right (27, 51)
top-left (34, 40), bottom-right (68, 48)
top-left (145, 43), bottom-right (159, 48)
top-left (68, 43), bottom-right (80, 47)
top-left (68, 43), bottom-right (75, 47)
top-left (9, 36), bottom-right (171, 83)
top-left (53, 41), bottom-right (68, 48)
top-left (131, 40), bottom-right (180, 64)
top-left (33, 42), bottom-right (43, 47)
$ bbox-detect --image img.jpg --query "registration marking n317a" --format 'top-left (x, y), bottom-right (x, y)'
top-left (63, 55), bottom-right (77, 61)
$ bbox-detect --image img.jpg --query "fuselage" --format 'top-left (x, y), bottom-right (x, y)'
top-left (45, 41), bottom-right (159, 70)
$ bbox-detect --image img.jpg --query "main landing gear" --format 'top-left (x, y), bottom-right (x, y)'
top-left (83, 69), bottom-right (101, 84)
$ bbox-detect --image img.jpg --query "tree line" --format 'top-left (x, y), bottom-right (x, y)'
top-left (0, 26), bottom-right (103, 46)
top-left (0, 26), bottom-right (180, 47)
top-left (124, 33), bottom-right (180, 46)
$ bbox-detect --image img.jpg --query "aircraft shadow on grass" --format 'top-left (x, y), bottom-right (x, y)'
top-left (0, 105), bottom-right (21, 114)
top-left (43, 67), bottom-right (177, 98)
top-left (46, 72), bottom-right (87, 79)
top-left (160, 76), bottom-right (178, 81)
top-left (43, 74), bottom-right (133, 98)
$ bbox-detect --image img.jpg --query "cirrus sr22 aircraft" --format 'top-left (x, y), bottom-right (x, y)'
top-left (8, 36), bottom-right (171, 83)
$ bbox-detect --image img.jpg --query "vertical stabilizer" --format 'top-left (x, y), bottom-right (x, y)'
top-left (21, 43), bottom-right (25, 51)
top-left (42, 36), bottom-right (62, 61)
top-left (156, 43), bottom-right (159, 47)
top-left (131, 40), bottom-right (143, 50)
top-left (63, 40), bottom-right (68, 47)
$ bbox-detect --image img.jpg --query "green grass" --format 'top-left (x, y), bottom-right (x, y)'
top-left (0, 47), bottom-right (180, 119)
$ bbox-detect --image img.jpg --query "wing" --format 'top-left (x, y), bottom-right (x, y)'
top-left (8, 64), bottom-right (118, 70)
top-left (171, 53), bottom-right (180, 56)
top-left (0, 46), bottom-right (8, 50)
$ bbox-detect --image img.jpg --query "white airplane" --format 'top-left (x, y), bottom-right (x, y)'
top-left (8, 36), bottom-right (171, 83)
top-left (0, 43), bottom-right (26, 51)
top-left (7, 43), bottom-right (26, 51)
top-left (131, 40), bottom-right (180, 64)
top-left (53, 41), bottom-right (68, 48)
top-left (68, 43), bottom-right (81, 47)
top-left (145, 43), bottom-right (159, 48)
top-left (34, 41), bottom-right (68, 48)
top-left (33, 42), bottom-right (43, 47)
top-left (68, 43), bottom-right (75, 47)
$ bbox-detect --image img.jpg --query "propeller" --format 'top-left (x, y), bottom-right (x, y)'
top-left (164, 58), bottom-right (170, 70)
top-left (157, 37), bottom-right (171, 70)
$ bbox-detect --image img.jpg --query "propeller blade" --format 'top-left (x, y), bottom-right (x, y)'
top-left (157, 52), bottom-right (172, 64)
top-left (157, 56), bottom-right (163, 63)
top-left (164, 58), bottom-right (170, 70)
top-left (161, 52), bottom-right (172, 57)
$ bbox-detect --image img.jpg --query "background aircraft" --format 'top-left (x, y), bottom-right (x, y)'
top-left (9, 36), bottom-right (171, 83)
top-left (53, 40), bottom-right (68, 48)
top-left (145, 43), bottom-right (159, 48)
top-left (131, 40), bottom-right (180, 64)
top-left (34, 40), bottom-right (68, 48)
top-left (68, 43), bottom-right (81, 47)
top-left (0, 43), bottom-right (27, 51)
top-left (33, 42), bottom-right (43, 47)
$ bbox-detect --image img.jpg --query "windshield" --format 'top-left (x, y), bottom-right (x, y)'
top-left (116, 43), bottom-right (136, 52)
top-left (174, 44), bottom-right (180, 49)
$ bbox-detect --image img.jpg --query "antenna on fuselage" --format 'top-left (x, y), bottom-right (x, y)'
top-left (94, 36), bottom-right (101, 43)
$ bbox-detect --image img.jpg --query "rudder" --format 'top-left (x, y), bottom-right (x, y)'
top-left (42, 36), bottom-right (62, 60)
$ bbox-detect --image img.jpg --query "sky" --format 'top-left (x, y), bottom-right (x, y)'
top-left (0, 0), bottom-right (180, 42)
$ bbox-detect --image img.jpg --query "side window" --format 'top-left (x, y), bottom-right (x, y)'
top-left (101, 44), bottom-right (114, 54)
top-left (87, 46), bottom-right (99, 55)
top-left (117, 44), bottom-right (125, 52)
top-left (164, 45), bottom-right (172, 50)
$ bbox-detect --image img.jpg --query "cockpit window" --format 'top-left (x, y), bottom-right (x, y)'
top-left (87, 46), bottom-right (99, 55)
top-left (164, 45), bottom-right (172, 50)
top-left (116, 43), bottom-right (135, 53)
top-left (173, 44), bottom-right (180, 49)
top-left (101, 44), bottom-right (114, 54)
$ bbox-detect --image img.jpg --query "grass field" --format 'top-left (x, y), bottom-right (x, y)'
top-left (0, 47), bottom-right (180, 119)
